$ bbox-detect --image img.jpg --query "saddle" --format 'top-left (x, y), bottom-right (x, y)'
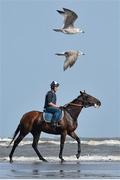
top-left (43, 110), bottom-right (64, 123)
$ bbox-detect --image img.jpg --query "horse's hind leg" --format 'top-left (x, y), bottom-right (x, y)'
top-left (32, 132), bottom-right (47, 162)
top-left (68, 132), bottom-right (81, 159)
top-left (9, 133), bottom-right (27, 163)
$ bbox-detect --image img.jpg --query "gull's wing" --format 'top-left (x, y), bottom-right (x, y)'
top-left (63, 57), bottom-right (71, 71)
top-left (63, 8), bottom-right (78, 28)
top-left (56, 10), bottom-right (67, 28)
top-left (55, 51), bottom-right (79, 71)
top-left (69, 55), bottom-right (78, 67)
top-left (64, 51), bottom-right (79, 70)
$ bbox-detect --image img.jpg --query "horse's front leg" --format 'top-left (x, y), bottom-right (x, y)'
top-left (68, 132), bottom-right (81, 159)
top-left (59, 131), bottom-right (67, 162)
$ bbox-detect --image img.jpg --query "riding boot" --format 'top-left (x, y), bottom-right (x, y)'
top-left (51, 120), bottom-right (57, 129)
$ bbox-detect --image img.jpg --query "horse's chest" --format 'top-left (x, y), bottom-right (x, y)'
top-left (67, 121), bottom-right (77, 132)
top-left (65, 111), bottom-right (77, 130)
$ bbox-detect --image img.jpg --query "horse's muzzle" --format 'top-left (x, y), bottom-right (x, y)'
top-left (94, 101), bottom-right (101, 108)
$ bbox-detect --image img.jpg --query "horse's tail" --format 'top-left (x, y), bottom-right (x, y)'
top-left (7, 124), bottom-right (20, 148)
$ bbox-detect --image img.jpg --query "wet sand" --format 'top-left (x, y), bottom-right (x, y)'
top-left (0, 161), bottom-right (120, 179)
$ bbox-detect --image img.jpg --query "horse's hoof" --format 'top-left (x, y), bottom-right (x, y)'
top-left (40, 158), bottom-right (47, 162)
top-left (10, 159), bottom-right (13, 163)
top-left (76, 153), bottom-right (80, 159)
top-left (61, 158), bottom-right (65, 163)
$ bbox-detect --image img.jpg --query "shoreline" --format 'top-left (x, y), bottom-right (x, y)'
top-left (1, 155), bottom-right (120, 162)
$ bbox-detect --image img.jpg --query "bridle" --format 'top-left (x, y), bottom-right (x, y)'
top-left (63, 95), bottom-right (90, 109)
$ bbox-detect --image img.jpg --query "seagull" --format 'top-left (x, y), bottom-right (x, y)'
top-left (53, 8), bottom-right (84, 34)
top-left (55, 50), bottom-right (85, 71)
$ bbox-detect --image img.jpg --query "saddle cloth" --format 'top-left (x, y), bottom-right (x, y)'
top-left (43, 111), bottom-right (64, 123)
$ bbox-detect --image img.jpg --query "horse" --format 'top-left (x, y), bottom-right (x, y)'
top-left (8, 90), bottom-right (101, 163)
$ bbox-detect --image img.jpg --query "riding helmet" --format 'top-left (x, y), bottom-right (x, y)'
top-left (50, 81), bottom-right (59, 89)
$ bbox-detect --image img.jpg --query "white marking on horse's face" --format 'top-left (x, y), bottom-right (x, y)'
top-left (94, 104), bottom-right (100, 108)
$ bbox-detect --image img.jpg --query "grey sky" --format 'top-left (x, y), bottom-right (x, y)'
top-left (0, 0), bottom-right (120, 138)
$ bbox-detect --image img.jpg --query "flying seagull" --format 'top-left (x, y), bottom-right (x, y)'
top-left (55, 50), bottom-right (85, 71)
top-left (53, 8), bottom-right (84, 34)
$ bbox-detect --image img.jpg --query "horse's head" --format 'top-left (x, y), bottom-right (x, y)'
top-left (78, 90), bottom-right (101, 108)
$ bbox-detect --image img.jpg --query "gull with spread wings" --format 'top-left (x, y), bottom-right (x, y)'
top-left (53, 8), bottom-right (84, 34)
top-left (55, 50), bottom-right (85, 71)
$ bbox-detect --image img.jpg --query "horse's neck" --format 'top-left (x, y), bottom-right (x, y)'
top-left (65, 100), bottom-right (83, 121)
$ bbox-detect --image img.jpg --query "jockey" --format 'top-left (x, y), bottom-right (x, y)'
top-left (44, 81), bottom-right (62, 128)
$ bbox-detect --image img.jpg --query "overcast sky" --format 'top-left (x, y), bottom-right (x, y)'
top-left (0, 0), bottom-right (120, 138)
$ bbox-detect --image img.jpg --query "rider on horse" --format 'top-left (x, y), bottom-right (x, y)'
top-left (44, 81), bottom-right (62, 128)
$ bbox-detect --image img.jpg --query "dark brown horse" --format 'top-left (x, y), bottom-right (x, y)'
top-left (8, 90), bottom-right (101, 163)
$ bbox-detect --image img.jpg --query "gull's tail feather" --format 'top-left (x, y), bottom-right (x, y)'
top-left (55, 53), bottom-right (65, 56)
top-left (53, 29), bottom-right (62, 32)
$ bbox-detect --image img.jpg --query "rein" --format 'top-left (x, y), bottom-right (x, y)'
top-left (62, 101), bottom-right (84, 120)
top-left (63, 102), bottom-right (83, 108)
top-left (69, 102), bottom-right (83, 107)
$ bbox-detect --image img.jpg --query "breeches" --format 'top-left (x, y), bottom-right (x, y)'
top-left (46, 107), bottom-right (62, 121)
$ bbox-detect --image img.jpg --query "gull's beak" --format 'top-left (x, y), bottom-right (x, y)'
top-left (80, 30), bottom-right (85, 33)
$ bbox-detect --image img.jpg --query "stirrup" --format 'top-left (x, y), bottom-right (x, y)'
top-left (56, 123), bottom-right (62, 127)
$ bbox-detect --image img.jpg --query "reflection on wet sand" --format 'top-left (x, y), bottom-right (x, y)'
top-left (0, 161), bottom-right (119, 179)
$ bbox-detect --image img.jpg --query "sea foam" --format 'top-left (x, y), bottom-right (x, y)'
top-left (0, 138), bottom-right (120, 147)
top-left (1, 155), bottom-right (120, 162)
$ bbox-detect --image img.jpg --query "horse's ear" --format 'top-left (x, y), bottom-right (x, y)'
top-left (80, 91), bottom-right (83, 95)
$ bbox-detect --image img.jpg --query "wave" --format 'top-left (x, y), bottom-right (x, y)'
top-left (81, 139), bottom-right (120, 146)
top-left (1, 155), bottom-right (120, 162)
top-left (0, 138), bottom-right (60, 146)
top-left (0, 138), bottom-right (120, 147)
